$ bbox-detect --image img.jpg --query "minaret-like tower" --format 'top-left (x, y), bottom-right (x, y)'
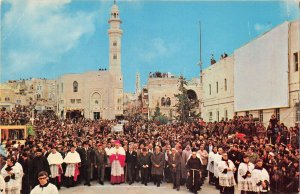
top-left (108, 0), bottom-right (122, 76)
top-left (108, 1), bottom-right (123, 117)
top-left (135, 72), bottom-right (141, 97)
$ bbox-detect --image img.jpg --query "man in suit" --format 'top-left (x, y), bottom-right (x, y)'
top-left (81, 141), bottom-right (94, 186)
top-left (94, 143), bottom-right (107, 185)
top-left (168, 148), bottom-right (181, 191)
top-left (126, 145), bottom-right (137, 185)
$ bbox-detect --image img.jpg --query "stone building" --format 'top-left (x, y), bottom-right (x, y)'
top-left (56, 2), bottom-right (124, 120)
top-left (0, 78), bottom-right (56, 111)
top-left (201, 55), bottom-right (234, 122)
top-left (201, 20), bottom-right (300, 127)
top-left (147, 72), bottom-right (202, 119)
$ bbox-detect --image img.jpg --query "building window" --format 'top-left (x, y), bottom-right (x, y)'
top-left (16, 100), bottom-right (21, 104)
top-left (37, 85), bottom-right (42, 91)
top-left (166, 97), bottom-right (171, 107)
top-left (225, 109), bottom-right (228, 120)
top-left (36, 94), bottom-right (41, 100)
top-left (73, 81), bottom-right (78, 92)
top-left (275, 108), bottom-right (280, 121)
top-left (259, 110), bottom-right (263, 122)
top-left (95, 100), bottom-right (99, 104)
top-left (209, 84), bottom-right (211, 95)
top-left (161, 97), bottom-right (166, 107)
top-left (294, 52), bottom-right (299, 72)
top-left (113, 41), bottom-right (117, 46)
top-left (209, 112), bottom-right (213, 122)
top-left (113, 54), bottom-right (117, 60)
top-left (216, 82), bottom-right (219, 93)
top-left (224, 78), bottom-right (227, 91)
top-left (296, 103), bottom-right (300, 122)
top-left (76, 99), bottom-right (81, 103)
top-left (5, 97), bottom-right (10, 101)
top-left (70, 99), bottom-right (75, 103)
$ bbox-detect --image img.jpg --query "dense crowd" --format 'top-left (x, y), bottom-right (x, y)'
top-left (0, 105), bottom-right (32, 126)
top-left (0, 106), bottom-right (299, 194)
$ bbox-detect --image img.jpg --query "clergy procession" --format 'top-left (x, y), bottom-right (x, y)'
top-left (0, 107), bottom-right (299, 194)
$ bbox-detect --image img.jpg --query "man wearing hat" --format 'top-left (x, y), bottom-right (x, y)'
top-left (31, 148), bottom-right (51, 187)
top-left (264, 152), bottom-right (277, 172)
top-left (238, 154), bottom-right (254, 194)
top-left (109, 140), bottom-right (126, 184)
top-left (94, 143), bottom-right (107, 185)
top-left (47, 146), bottom-right (64, 189)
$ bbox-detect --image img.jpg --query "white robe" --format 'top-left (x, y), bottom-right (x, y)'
top-left (207, 151), bottom-right (217, 173)
top-left (47, 152), bottom-right (64, 165)
top-left (251, 167), bottom-right (270, 193)
top-left (47, 152), bottom-right (64, 178)
top-left (218, 160), bottom-right (236, 187)
top-left (63, 151), bottom-right (81, 177)
top-left (110, 147), bottom-right (125, 177)
top-left (238, 162), bottom-right (254, 191)
top-left (213, 153), bottom-right (222, 178)
top-left (30, 182), bottom-right (58, 194)
top-left (0, 174), bottom-right (5, 194)
top-left (1, 164), bottom-right (23, 194)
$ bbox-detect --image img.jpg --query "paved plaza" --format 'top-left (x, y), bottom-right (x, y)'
top-left (59, 180), bottom-right (230, 194)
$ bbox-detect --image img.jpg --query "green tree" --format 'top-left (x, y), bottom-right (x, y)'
top-left (174, 76), bottom-right (198, 123)
top-left (152, 104), bottom-right (168, 125)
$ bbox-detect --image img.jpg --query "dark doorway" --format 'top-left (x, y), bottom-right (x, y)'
top-left (94, 112), bottom-right (100, 120)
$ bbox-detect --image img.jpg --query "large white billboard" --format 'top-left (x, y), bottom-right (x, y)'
top-left (234, 22), bottom-right (289, 112)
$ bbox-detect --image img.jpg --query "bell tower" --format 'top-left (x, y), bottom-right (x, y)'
top-left (108, 0), bottom-right (123, 118)
top-left (108, 0), bottom-right (122, 76)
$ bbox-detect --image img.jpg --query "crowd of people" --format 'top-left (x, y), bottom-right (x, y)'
top-left (0, 106), bottom-right (299, 194)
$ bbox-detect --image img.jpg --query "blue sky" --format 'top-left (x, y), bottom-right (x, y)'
top-left (1, 0), bottom-right (299, 92)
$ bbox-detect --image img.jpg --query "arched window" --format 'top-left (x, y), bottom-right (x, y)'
top-left (161, 97), bottom-right (166, 107)
top-left (166, 97), bottom-right (171, 107)
top-left (224, 78), bottom-right (227, 91)
top-left (73, 81), bottom-right (78, 92)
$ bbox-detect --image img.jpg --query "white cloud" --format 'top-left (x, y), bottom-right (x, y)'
top-left (138, 37), bottom-right (178, 62)
top-left (1, 0), bottom-right (96, 75)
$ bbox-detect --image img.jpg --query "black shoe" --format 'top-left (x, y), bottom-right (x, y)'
top-left (100, 181), bottom-right (104, 185)
top-left (153, 182), bottom-right (156, 185)
top-left (84, 183), bottom-right (88, 185)
top-left (173, 186), bottom-right (176, 189)
top-left (157, 183), bottom-right (160, 187)
top-left (129, 182), bottom-right (133, 185)
top-left (145, 183), bottom-right (147, 186)
top-left (86, 183), bottom-right (91, 186)
top-left (177, 188), bottom-right (180, 191)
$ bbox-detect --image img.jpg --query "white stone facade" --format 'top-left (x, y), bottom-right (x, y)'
top-left (57, 2), bottom-right (124, 120)
top-left (201, 20), bottom-right (300, 127)
top-left (201, 55), bottom-right (234, 122)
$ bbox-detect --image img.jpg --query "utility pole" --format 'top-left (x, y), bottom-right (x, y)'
top-left (199, 21), bottom-right (203, 84)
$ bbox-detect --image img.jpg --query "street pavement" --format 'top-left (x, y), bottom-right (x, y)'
top-left (59, 180), bottom-right (235, 194)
